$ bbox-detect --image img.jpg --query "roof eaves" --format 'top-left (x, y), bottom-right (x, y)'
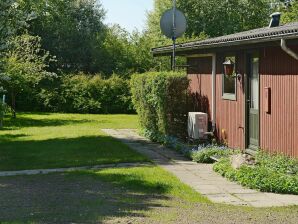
top-left (152, 23), bottom-right (298, 56)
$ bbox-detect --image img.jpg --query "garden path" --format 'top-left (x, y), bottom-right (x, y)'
top-left (102, 129), bottom-right (298, 208)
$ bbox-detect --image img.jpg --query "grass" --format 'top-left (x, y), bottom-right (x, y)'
top-left (77, 166), bottom-right (208, 203)
top-left (0, 112), bottom-right (148, 171)
top-left (1, 112), bottom-right (298, 223)
top-left (0, 112), bottom-right (210, 223)
top-left (1, 168), bottom-right (297, 223)
top-left (0, 166), bottom-right (208, 223)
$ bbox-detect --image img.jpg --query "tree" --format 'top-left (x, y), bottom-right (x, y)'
top-left (146, 0), bottom-right (173, 46)
top-left (1, 34), bottom-right (55, 117)
top-left (142, 0), bottom-right (274, 71)
top-left (282, 0), bottom-right (298, 23)
top-left (144, 0), bottom-right (210, 71)
top-left (147, 0), bottom-right (272, 40)
top-left (0, 0), bottom-right (23, 50)
top-left (0, 0), bottom-right (36, 117)
top-left (101, 25), bottom-right (164, 77)
top-left (179, 0), bottom-right (272, 37)
top-left (0, 0), bottom-right (35, 51)
top-left (100, 25), bottom-right (136, 76)
top-left (21, 0), bottom-right (107, 73)
top-left (129, 30), bottom-right (165, 73)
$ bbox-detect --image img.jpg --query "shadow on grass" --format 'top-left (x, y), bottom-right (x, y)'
top-left (0, 170), bottom-right (171, 223)
top-left (0, 134), bottom-right (29, 141)
top-left (0, 136), bottom-right (149, 171)
top-left (2, 116), bottom-right (94, 129)
top-left (79, 169), bottom-right (172, 195)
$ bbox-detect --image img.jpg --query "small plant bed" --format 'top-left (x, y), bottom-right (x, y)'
top-left (213, 151), bottom-right (298, 195)
top-left (190, 145), bottom-right (238, 163)
top-left (162, 136), bottom-right (236, 163)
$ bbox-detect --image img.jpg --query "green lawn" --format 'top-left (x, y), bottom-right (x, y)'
top-left (1, 113), bottom-right (298, 223)
top-left (0, 166), bottom-right (210, 223)
top-left (0, 112), bottom-right (211, 223)
top-left (1, 168), bottom-right (297, 223)
top-left (82, 166), bottom-right (205, 203)
top-left (0, 113), bottom-right (148, 171)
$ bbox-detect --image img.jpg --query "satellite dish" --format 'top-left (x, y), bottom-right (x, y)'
top-left (160, 8), bottom-right (187, 39)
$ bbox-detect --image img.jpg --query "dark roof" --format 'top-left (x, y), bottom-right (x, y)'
top-left (152, 22), bottom-right (298, 55)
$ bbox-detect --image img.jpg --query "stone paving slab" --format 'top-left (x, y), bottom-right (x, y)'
top-left (102, 129), bottom-right (298, 207)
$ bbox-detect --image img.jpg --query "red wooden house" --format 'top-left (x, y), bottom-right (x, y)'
top-left (152, 22), bottom-right (298, 157)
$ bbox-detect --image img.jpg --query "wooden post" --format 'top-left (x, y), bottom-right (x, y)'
top-left (11, 91), bottom-right (16, 118)
top-left (0, 95), bottom-right (4, 128)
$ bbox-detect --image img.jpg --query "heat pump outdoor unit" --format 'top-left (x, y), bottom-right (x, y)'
top-left (188, 112), bottom-right (208, 140)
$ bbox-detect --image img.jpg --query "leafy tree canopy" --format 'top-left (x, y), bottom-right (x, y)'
top-left (282, 0), bottom-right (298, 23)
top-left (0, 0), bottom-right (35, 52)
top-left (20, 0), bottom-right (107, 73)
top-left (1, 34), bottom-right (55, 117)
top-left (179, 0), bottom-right (271, 37)
top-left (147, 0), bottom-right (273, 42)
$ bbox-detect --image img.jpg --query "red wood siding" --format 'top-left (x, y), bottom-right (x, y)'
top-left (260, 46), bottom-right (298, 157)
top-left (187, 57), bottom-right (213, 119)
top-left (215, 53), bottom-right (245, 149)
top-left (187, 55), bottom-right (245, 149)
top-left (187, 46), bottom-right (298, 157)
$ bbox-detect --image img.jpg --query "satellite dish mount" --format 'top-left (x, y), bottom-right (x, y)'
top-left (160, 0), bottom-right (187, 70)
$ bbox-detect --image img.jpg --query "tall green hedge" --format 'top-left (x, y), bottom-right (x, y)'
top-left (131, 72), bottom-right (190, 141)
top-left (35, 74), bottom-right (134, 114)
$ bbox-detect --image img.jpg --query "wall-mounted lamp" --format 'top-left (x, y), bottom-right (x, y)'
top-left (223, 59), bottom-right (234, 76)
top-left (223, 58), bottom-right (243, 82)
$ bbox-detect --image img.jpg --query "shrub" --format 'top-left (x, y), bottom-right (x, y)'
top-left (38, 74), bottom-right (134, 114)
top-left (130, 72), bottom-right (190, 141)
top-left (255, 151), bottom-right (298, 174)
top-left (163, 135), bottom-right (194, 157)
top-left (190, 145), bottom-right (235, 163)
top-left (213, 152), bottom-right (298, 194)
top-left (61, 74), bottom-right (101, 113)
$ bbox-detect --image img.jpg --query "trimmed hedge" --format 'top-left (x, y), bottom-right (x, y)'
top-left (36, 74), bottom-right (134, 114)
top-left (130, 72), bottom-right (190, 141)
top-left (213, 152), bottom-right (298, 194)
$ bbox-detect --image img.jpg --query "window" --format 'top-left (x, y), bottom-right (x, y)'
top-left (250, 56), bottom-right (259, 109)
top-left (222, 55), bottom-right (237, 100)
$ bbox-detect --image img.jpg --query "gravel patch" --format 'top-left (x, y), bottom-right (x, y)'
top-left (0, 173), bottom-right (297, 224)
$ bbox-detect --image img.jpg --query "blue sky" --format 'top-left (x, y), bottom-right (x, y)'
top-left (100, 0), bottom-right (154, 33)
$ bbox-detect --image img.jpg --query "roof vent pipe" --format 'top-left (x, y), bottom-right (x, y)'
top-left (269, 12), bottom-right (281, 28)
